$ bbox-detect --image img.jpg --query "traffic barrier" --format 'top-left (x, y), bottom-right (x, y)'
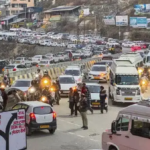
top-left (7, 57), bottom-right (101, 82)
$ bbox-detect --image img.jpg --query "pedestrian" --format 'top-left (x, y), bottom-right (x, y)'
top-left (68, 88), bottom-right (74, 116)
top-left (81, 83), bottom-right (93, 114)
top-left (79, 94), bottom-right (88, 130)
top-left (99, 86), bottom-right (108, 114)
top-left (73, 88), bottom-right (80, 116)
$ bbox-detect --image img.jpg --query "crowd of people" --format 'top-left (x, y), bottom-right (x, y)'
top-left (68, 83), bottom-right (108, 130)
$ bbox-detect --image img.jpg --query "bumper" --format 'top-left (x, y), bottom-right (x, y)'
top-left (114, 95), bottom-right (141, 103)
top-left (60, 90), bottom-right (69, 95)
top-left (88, 75), bottom-right (107, 81)
top-left (29, 120), bottom-right (57, 131)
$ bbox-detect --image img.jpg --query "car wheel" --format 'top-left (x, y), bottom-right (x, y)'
top-left (49, 129), bottom-right (55, 134)
top-left (26, 125), bottom-right (31, 136)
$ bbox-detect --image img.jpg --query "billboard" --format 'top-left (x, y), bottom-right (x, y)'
top-left (134, 4), bottom-right (150, 15)
top-left (130, 17), bottom-right (147, 28)
top-left (147, 18), bottom-right (150, 29)
top-left (103, 16), bottom-right (115, 25)
top-left (116, 16), bottom-right (128, 26)
top-left (0, 109), bottom-right (26, 150)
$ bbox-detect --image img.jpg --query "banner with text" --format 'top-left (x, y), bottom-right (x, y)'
top-left (0, 109), bottom-right (27, 150)
top-left (103, 16), bottom-right (115, 25)
top-left (116, 16), bottom-right (128, 26)
top-left (134, 4), bottom-right (150, 15)
top-left (130, 17), bottom-right (147, 28)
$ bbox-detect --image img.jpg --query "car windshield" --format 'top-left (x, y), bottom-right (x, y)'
top-left (87, 85), bottom-right (100, 93)
top-left (5, 65), bottom-right (15, 69)
top-left (15, 58), bottom-right (23, 60)
top-left (147, 56), bottom-right (150, 62)
top-left (12, 81), bottom-right (31, 87)
top-left (59, 77), bottom-right (75, 84)
top-left (40, 61), bottom-right (48, 64)
top-left (65, 70), bottom-right (80, 76)
top-left (34, 106), bottom-right (52, 114)
top-left (91, 66), bottom-right (106, 71)
top-left (115, 75), bottom-right (139, 85)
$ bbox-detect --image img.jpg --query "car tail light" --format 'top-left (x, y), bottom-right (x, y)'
top-left (53, 112), bottom-right (56, 119)
top-left (30, 113), bottom-right (36, 120)
top-left (13, 68), bottom-right (16, 71)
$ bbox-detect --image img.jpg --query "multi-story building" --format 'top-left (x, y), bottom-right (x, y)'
top-left (5, 0), bottom-right (35, 15)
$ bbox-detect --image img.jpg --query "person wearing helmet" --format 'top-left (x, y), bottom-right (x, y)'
top-left (35, 68), bottom-right (42, 81)
top-left (3, 75), bottom-right (9, 87)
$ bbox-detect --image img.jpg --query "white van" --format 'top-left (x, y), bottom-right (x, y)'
top-left (102, 100), bottom-right (150, 150)
top-left (119, 52), bottom-right (143, 68)
top-left (143, 51), bottom-right (150, 67)
top-left (109, 59), bottom-right (141, 104)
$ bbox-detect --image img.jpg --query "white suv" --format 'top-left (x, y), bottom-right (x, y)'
top-left (12, 101), bottom-right (57, 136)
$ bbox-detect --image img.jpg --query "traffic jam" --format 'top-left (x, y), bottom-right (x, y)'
top-left (0, 29), bottom-right (150, 150)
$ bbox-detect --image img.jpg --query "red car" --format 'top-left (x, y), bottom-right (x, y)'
top-left (131, 45), bottom-right (141, 52)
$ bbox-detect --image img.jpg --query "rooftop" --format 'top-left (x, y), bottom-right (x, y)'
top-left (1, 15), bottom-right (17, 21)
top-left (44, 5), bottom-right (81, 13)
top-left (10, 18), bottom-right (25, 24)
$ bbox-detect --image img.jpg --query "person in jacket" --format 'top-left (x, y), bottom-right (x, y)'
top-left (81, 83), bottom-right (93, 114)
top-left (73, 88), bottom-right (80, 116)
top-left (68, 88), bottom-right (74, 116)
top-left (79, 94), bottom-right (88, 130)
top-left (99, 86), bottom-right (108, 114)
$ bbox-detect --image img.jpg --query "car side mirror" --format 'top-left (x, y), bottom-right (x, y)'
top-left (111, 121), bottom-right (116, 134)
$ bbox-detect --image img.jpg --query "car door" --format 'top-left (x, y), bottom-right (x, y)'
top-left (111, 115), bottom-right (131, 150)
top-left (127, 115), bottom-right (150, 150)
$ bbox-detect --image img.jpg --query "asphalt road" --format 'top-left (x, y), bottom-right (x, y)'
top-left (26, 47), bottom-right (134, 150)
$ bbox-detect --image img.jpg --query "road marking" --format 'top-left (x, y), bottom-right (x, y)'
top-left (77, 134), bottom-right (84, 138)
top-left (90, 139), bottom-right (99, 142)
top-left (68, 132), bottom-right (75, 135)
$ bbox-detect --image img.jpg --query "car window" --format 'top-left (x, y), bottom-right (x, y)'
top-left (59, 77), bottom-right (75, 84)
top-left (21, 65), bottom-right (26, 68)
top-left (5, 65), bottom-right (15, 69)
top-left (12, 104), bottom-right (22, 110)
top-left (116, 117), bottom-right (130, 131)
top-left (12, 81), bottom-right (31, 87)
top-left (21, 104), bottom-right (29, 111)
top-left (34, 106), bottom-right (52, 114)
top-left (17, 65), bottom-right (23, 68)
top-left (131, 120), bottom-right (150, 139)
top-left (0, 61), bottom-right (6, 66)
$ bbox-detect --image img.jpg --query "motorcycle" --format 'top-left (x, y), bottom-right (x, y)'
top-left (28, 86), bottom-right (40, 101)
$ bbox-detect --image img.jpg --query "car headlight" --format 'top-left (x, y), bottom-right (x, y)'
top-left (116, 88), bottom-right (120, 95)
top-left (29, 87), bottom-right (35, 93)
top-left (137, 89), bottom-right (140, 95)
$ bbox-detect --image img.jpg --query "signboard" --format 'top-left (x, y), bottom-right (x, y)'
top-left (116, 16), bottom-right (128, 26)
top-left (134, 4), bottom-right (150, 15)
top-left (130, 17), bottom-right (147, 28)
top-left (83, 8), bottom-right (90, 16)
top-left (147, 18), bottom-right (150, 29)
top-left (103, 16), bottom-right (115, 25)
top-left (0, 109), bottom-right (27, 150)
top-left (50, 15), bottom-right (61, 21)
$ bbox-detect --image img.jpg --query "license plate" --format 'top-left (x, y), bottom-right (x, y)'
top-left (92, 102), bottom-right (100, 105)
top-left (125, 98), bottom-right (132, 100)
top-left (40, 65), bottom-right (44, 67)
top-left (94, 76), bottom-right (100, 79)
top-left (63, 91), bottom-right (69, 93)
top-left (92, 105), bottom-right (99, 107)
top-left (40, 125), bottom-right (50, 128)
top-left (16, 61), bottom-right (20, 63)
